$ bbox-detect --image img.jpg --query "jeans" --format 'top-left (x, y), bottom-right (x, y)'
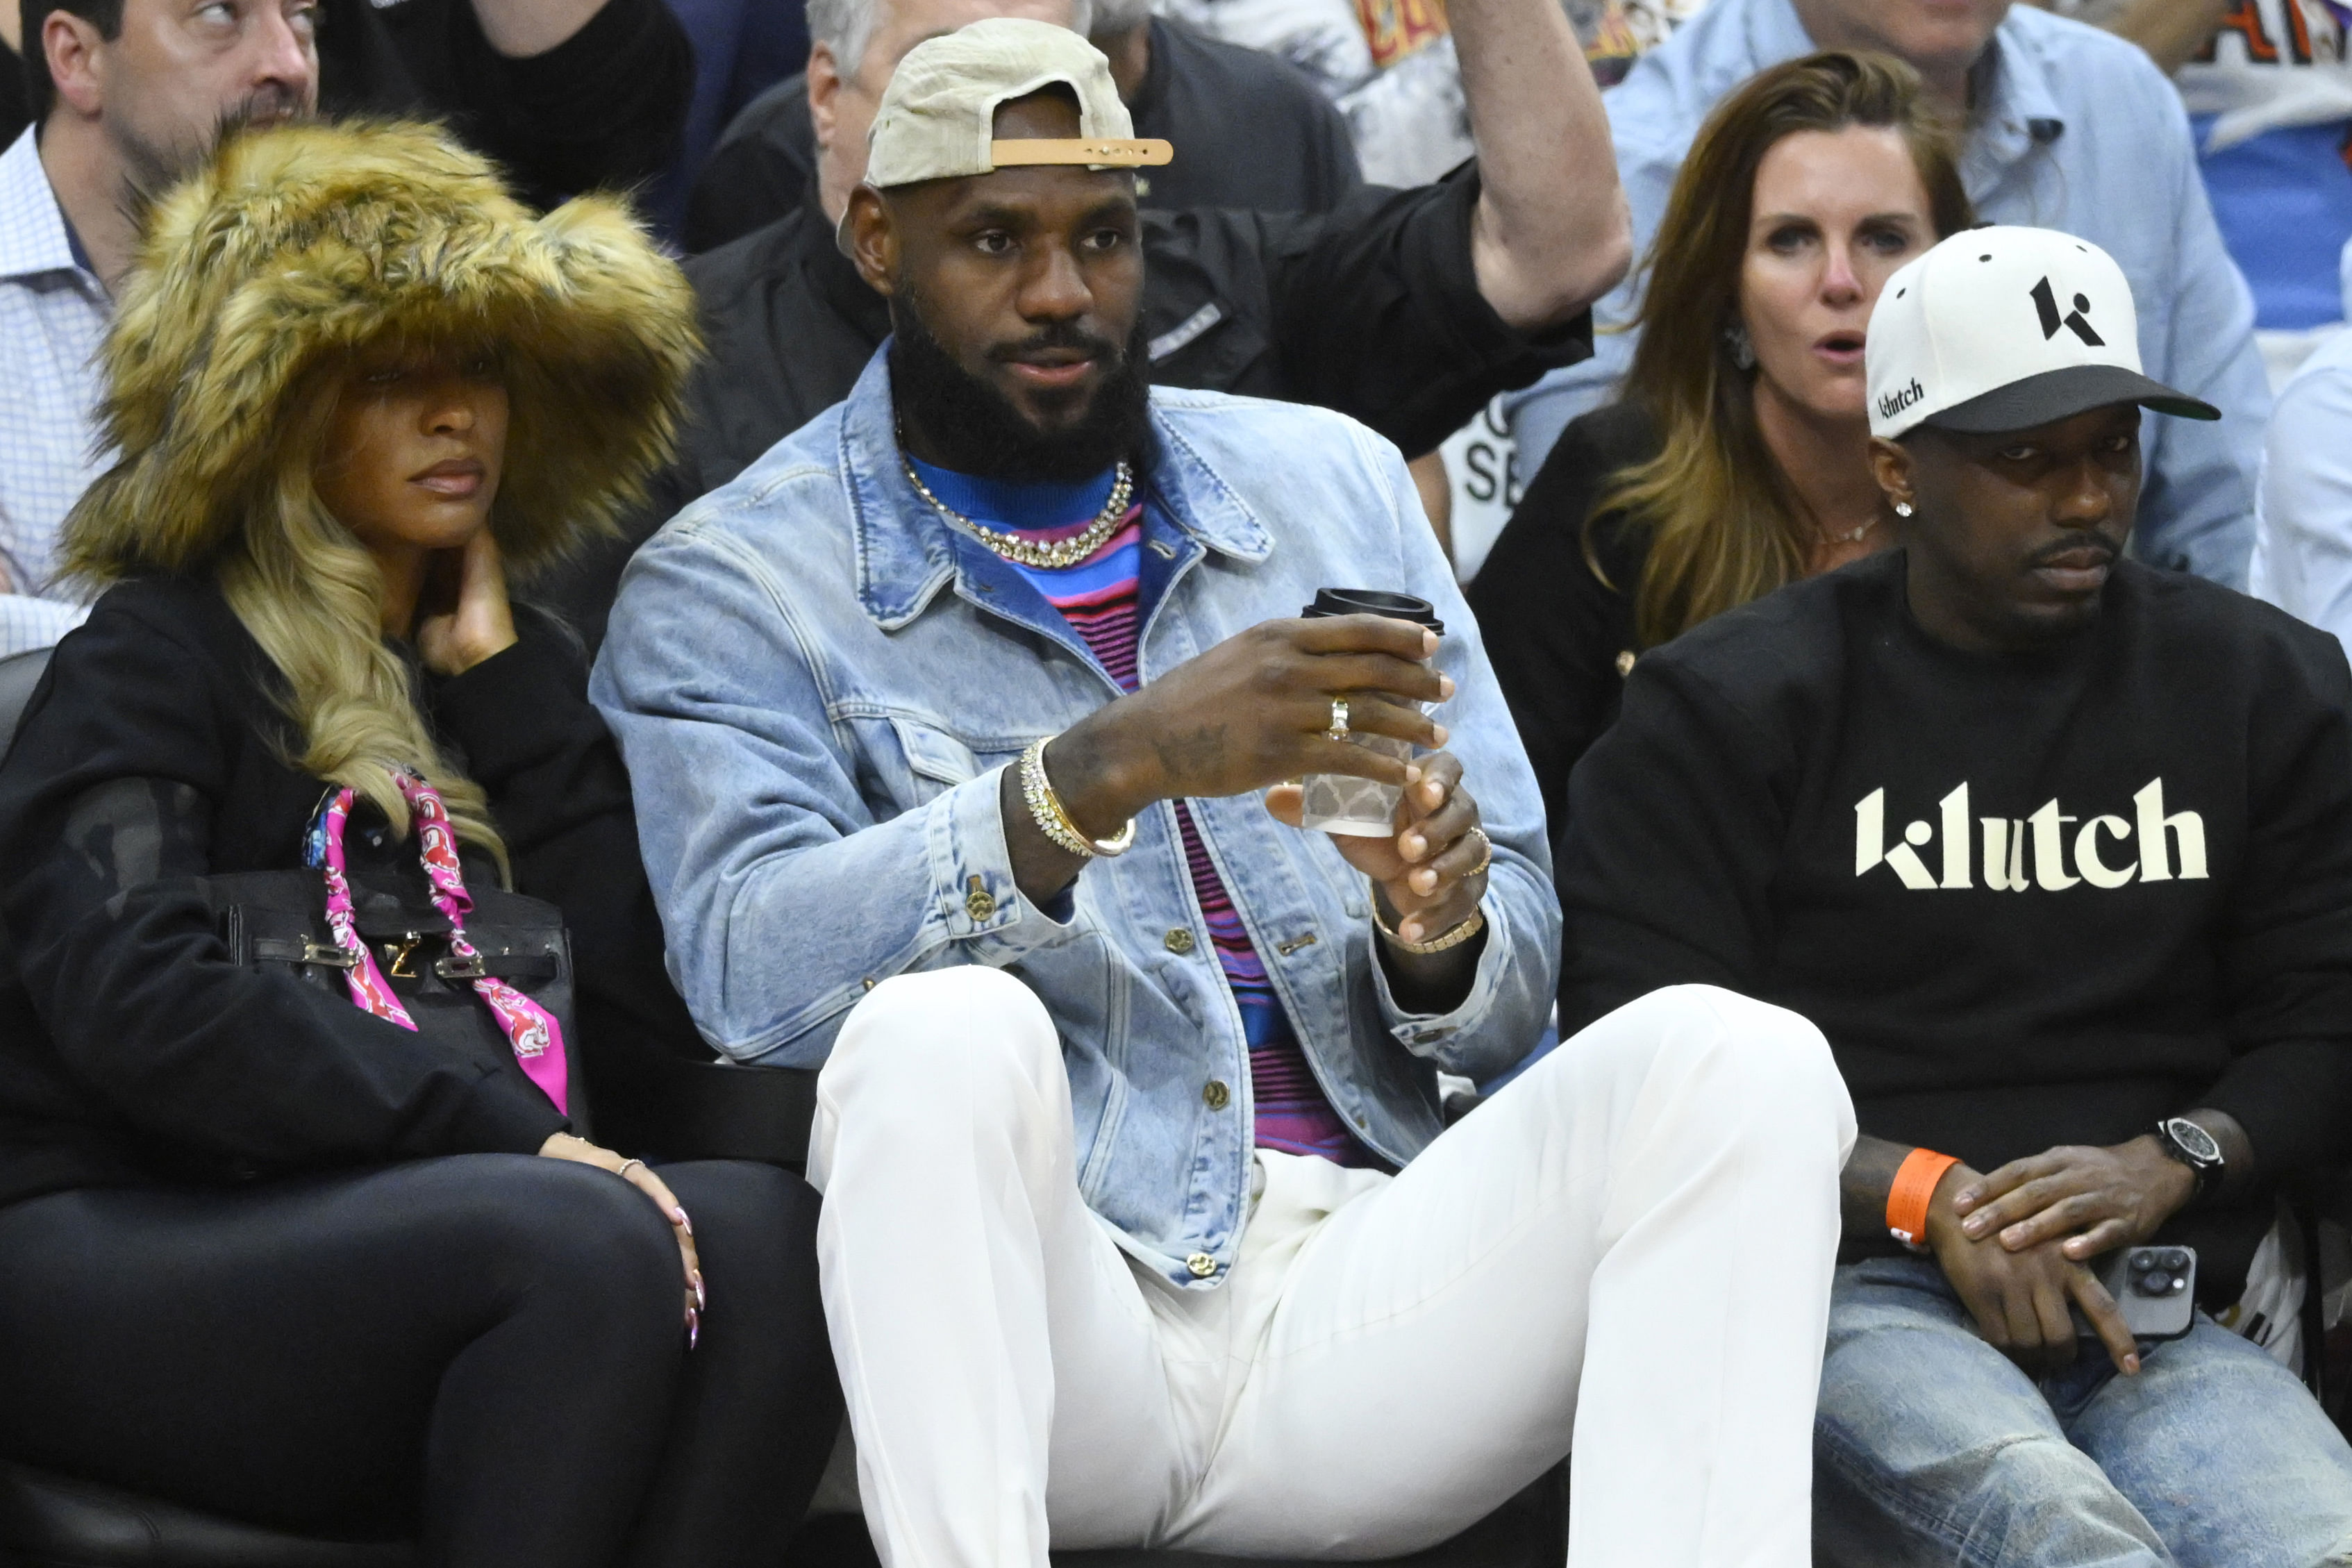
top-left (1815, 1256), bottom-right (2352, 1567)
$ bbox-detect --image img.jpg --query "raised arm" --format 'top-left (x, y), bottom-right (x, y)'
top-left (1454, 0), bottom-right (1630, 328)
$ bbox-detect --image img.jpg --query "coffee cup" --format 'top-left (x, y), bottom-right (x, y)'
top-left (1296, 588), bottom-right (1444, 837)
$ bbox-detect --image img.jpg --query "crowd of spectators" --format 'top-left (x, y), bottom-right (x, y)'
top-left (3, 0), bottom-right (2352, 1565)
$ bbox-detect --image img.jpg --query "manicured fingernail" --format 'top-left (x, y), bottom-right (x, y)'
top-left (693, 1271), bottom-right (707, 1311)
top-left (1437, 676), bottom-right (1456, 699)
top-left (687, 1308), bottom-right (700, 1351)
top-left (674, 1208), bottom-right (692, 1235)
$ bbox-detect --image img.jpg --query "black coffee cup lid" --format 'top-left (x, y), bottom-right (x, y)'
top-left (1301, 587), bottom-right (1443, 636)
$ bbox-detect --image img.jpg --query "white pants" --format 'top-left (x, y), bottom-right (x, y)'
top-left (809, 971), bottom-right (1856, 1568)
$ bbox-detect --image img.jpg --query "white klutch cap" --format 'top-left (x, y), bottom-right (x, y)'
top-left (1865, 226), bottom-right (2219, 440)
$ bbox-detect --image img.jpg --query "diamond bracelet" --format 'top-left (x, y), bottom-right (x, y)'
top-left (1020, 737), bottom-right (1135, 860)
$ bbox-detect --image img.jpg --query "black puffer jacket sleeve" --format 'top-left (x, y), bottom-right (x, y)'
top-left (0, 592), bottom-right (570, 1171)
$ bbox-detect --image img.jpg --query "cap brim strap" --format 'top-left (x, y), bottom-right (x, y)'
top-left (990, 137), bottom-right (1174, 168)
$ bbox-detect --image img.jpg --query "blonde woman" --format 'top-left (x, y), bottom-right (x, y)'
top-left (1468, 50), bottom-right (1974, 835)
top-left (0, 122), bottom-right (836, 1566)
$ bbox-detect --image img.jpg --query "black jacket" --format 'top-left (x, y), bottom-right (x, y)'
top-left (1466, 401), bottom-right (1658, 842)
top-left (684, 19), bottom-right (1360, 253)
top-left (537, 165), bottom-right (1595, 648)
top-left (1556, 551), bottom-right (2352, 1300)
top-left (1, 0), bottom-right (690, 206)
top-left (0, 577), bottom-right (702, 1211)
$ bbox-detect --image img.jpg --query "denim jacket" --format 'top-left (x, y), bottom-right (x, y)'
top-left (591, 352), bottom-right (1559, 1287)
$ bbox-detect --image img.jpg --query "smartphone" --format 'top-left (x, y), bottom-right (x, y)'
top-left (2071, 1245), bottom-right (2196, 1342)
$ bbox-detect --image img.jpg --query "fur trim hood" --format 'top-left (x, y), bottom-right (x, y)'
top-left (65, 119), bottom-right (700, 581)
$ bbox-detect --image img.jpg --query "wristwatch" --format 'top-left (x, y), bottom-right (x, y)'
top-left (2153, 1116), bottom-right (2226, 1208)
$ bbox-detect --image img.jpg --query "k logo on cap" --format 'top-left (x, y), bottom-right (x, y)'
top-left (1865, 226), bottom-right (2219, 440)
top-left (2030, 278), bottom-right (2104, 347)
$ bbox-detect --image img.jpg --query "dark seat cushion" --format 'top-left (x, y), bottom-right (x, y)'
top-left (0, 1460), bottom-right (414, 1568)
top-left (0, 647), bottom-right (53, 756)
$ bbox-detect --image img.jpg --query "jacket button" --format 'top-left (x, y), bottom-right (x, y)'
top-left (1185, 1252), bottom-right (1217, 1278)
top-left (1165, 927), bottom-right (1196, 954)
top-left (1203, 1078), bottom-right (1230, 1110)
top-left (963, 878), bottom-right (997, 922)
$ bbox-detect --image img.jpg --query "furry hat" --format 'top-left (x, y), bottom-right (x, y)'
top-left (65, 119), bottom-right (701, 581)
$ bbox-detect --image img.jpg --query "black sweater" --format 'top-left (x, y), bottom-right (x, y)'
top-left (1465, 402), bottom-right (1658, 842)
top-left (1556, 551), bottom-right (2352, 1299)
top-left (0, 577), bottom-right (702, 1210)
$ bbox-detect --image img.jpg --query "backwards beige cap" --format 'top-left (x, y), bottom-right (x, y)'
top-left (864, 17), bottom-right (1174, 190)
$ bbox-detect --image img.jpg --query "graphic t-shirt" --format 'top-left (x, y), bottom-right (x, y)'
top-left (908, 456), bottom-right (1374, 1167)
top-left (1556, 550), bottom-right (2352, 1300)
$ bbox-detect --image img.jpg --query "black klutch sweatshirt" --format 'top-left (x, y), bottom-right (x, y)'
top-left (1557, 550), bottom-right (2352, 1301)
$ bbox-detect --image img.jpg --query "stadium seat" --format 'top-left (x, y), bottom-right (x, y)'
top-left (0, 648), bottom-right (50, 753)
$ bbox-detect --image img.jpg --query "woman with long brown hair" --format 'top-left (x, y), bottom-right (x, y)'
top-left (1469, 49), bottom-right (1975, 835)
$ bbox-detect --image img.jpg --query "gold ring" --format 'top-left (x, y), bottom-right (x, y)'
top-left (1465, 828), bottom-right (1492, 878)
top-left (1326, 697), bottom-right (1350, 742)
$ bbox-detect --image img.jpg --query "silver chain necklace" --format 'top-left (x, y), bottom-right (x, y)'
top-left (900, 453), bottom-right (1135, 571)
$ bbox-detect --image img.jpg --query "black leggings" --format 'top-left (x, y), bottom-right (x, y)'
top-left (0, 1156), bottom-right (841, 1568)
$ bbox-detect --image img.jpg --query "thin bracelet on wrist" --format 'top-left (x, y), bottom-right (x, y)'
top-left (1370, 894), bottom-right (1485, 956)
top-left (1020, 736), bottom-right (1136, 860)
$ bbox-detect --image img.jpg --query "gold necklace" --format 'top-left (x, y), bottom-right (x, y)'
top-left (900, 454), bottom-right (1135, 571)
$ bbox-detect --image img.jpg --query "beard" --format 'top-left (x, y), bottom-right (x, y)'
top-left (887, 287), bottom-right (1151, 485)
top-left (112, 91), bottom-right (310, 200)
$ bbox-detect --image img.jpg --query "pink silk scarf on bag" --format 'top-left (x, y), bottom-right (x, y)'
top-left (306, 773), bottom-right (569, 1114)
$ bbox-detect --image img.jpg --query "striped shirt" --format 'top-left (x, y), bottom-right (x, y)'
top-left (0, 127), bottom-right (104, 658)
top-left (909, 455), bottom-right (1370, 1166)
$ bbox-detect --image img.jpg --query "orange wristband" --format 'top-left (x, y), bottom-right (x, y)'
top-left (1886, 1148), bottom-right (1960, 1251)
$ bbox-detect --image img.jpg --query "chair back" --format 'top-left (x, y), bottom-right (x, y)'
top-left (0, 647), bottom-right (52, 756)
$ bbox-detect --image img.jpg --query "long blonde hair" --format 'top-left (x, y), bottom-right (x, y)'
top-left (217, 359), bottom-right (508, 871)
top-left (1600, 51), bottom-right (1974, 647)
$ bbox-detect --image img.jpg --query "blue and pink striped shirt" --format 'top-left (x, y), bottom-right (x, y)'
top-left (910, 455), bottom-right (1370, 1167)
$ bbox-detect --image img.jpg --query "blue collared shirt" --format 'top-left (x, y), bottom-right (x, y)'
top-left (1501, 0), bottom-right (2269, 590)
top-left (0, 126), bottom-right (105, 658)
top-left (591, 351), bottom-right (1560, 1289)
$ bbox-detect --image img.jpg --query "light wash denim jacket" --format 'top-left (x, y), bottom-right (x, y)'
top-left (591, 352), bottom-right (1560, 1287)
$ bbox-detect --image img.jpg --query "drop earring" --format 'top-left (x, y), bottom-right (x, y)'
top-left (1722, 322), bottom-right (1755, 371)
top-left (1894, 501), bottom-right (1915, 517)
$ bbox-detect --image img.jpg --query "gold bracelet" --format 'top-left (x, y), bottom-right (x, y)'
top-left (1019, 737), bottom-right (1135, 860)
top-left (1370, 898), bottom-right (1485, 956)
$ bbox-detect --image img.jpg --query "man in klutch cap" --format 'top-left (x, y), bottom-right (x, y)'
top-left (1559, 224), bottom-right (2352, 1566)
top-left (599, 18), bottom-right (1855, 1566)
